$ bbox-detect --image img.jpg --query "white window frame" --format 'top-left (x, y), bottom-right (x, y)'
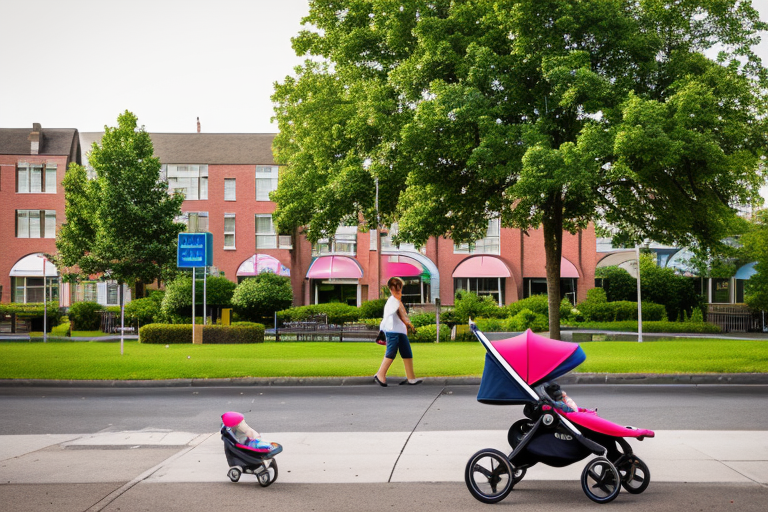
top-left (165, 164), bottom-right (209, 200)
top-left (255, 165), bottom-right (279, 201)
top-left (313, 226), bottom-right (358, 256)
top-left (224, 214), bottom-right (236, 249)
top-left (255, 214), bottom-right (277, 249)
top-left (224, 178), bottom-right (236, 201)
top-left (177, 211), bottom-right (209, 233)
top-left (17, 163), bottom-right (56, 193)
top-left (453, 218), bottom-right (500, 255)
top-left (16, 209), bottom-right (55, 238)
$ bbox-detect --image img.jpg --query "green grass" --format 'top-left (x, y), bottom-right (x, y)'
top-left (70, 330), bottom-right (108, 337)
top-left (0, 339), bottom-right (765, 380)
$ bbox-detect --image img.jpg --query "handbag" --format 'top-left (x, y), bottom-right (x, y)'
top-left (375, 330), bottom-right (387, 345)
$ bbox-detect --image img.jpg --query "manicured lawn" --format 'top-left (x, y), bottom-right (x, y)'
top-left (0, 339), bottom-right (765, 380)
top-left (30, 330), bottom-right (107, 338)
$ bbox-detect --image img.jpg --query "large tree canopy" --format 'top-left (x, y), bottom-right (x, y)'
top-left (272, 0), bottom-right (768, 338)
top-left (56, 111), bottom-right (185, 292)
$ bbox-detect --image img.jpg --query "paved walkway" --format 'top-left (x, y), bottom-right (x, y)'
top-left (1, 429), bottom-right (766, 486)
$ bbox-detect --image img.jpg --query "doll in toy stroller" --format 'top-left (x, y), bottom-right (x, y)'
top-left (465, 324), bottom-right (654, 504)
top-left (220, 411), bottom-right (283, 487)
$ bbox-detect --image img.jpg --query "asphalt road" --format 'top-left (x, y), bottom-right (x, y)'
top-left (1, 384), bottom-right (766, 435)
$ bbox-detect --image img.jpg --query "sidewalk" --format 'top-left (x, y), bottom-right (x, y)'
top-left (1, 429), bottom-right (766, 485)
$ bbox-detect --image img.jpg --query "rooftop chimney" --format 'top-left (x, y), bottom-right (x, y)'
top-left (29, 123), bottom-right (42, 154)
top-left (197, 117), bottom-right (201, 133)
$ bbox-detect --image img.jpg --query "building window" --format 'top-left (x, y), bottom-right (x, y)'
top-left (16, 210), bottom-right (56, 238)
top-left (224, 178), bottom-right (236, 201)
top-left (16, 163), bottom-right (56, 193)
top-left (106, 283), bottom-right (120, 305)
top-left (255, 166), bottom-right (278, 201)
top-left (165, 164), bottom-right (208, 200)
top-left (10, 276), bottom-right (58, 303)
top-left (224, 214), bottom-right (236, 249)
top-left (255, 214), bottom-right (276, 249)
top-left (71, 282), bottom-right (98, 303)
top-left (453, 218), bottom-right (500, 254)
top-left (454, 278), bottom-right (505, 306)
top-left (381, 222), bottom-right (421, 252)
top-left (313, 226), bottom-right (358, 256)
top-left (177, 212), bottom-right (209, 233)
top-left (522, 278), bottom-right (578, 303)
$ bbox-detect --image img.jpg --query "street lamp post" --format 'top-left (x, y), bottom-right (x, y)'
top-left (41, 255), bottom-right (47, 343)
top-left (635, 245), bottom-right (643, 343)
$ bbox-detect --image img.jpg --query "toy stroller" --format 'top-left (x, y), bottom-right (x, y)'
top-left (220, 412), bottom-right (283, 487)
top-left (465, 324), bottom-right (654, 504)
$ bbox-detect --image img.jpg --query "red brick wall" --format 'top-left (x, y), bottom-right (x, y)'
top-left (0, 155), bottom-right (68, 303)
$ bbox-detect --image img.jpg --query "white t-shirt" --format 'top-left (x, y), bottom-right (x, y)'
top-left (379, 296), bottom-right (407, 334)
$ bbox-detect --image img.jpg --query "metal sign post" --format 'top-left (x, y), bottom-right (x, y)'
top-left (120, 285), bottom-right (125, 355)
top-left (203, 266), bottom-right (207, 326)
top-left (192, 267), bottom-right (196, 343)
top-left (636, 245), bottom-right (643, 343)
top-left (42, 255), bottom-right (47, 344)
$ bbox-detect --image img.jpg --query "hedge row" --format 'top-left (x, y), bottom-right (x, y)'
top-left (577, 300), bottom-right (667, 322)
top-left (411, 324), bottom-right (451, 343)
top-left (276, 303), bottom-right (360, 325)
top-left (139, 323), bottom-right (265, 344)
top-left (563, 320), bottom-right (721, 333)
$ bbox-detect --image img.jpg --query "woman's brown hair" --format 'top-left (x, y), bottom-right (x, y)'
top-left (387, 277), bottom-right (405, 291)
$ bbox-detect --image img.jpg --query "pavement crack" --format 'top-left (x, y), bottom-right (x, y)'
top-left (82, 432), bottom-right (215, 512)
top-left (387, 387), bottom-right (445, 483)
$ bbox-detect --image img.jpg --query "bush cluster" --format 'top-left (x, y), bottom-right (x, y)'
top-left (410, 324), bottom-right (451, 343)
top-left (569, 320), bottom-right (721, 334)
top-left (139, 323), bottom-right (265, 344)
top-left (475, 308), bottom-right (549, 332)
top-left (161, 275), bottom-right (237, 318)
top-left (358, 299), bottom-right (386, 319)
top-left (410, 312), bottom-right (437, 327)
top-left (276, 303), bottom-right (360, 325)
top-left (125, 295), bottom-right (162, 325)
top-left (577, 288), bottom-right (667, 322)
top-left (0, 302), bottom-right (62, 327)
top-left (68, 301), bottom-right (103, 331)
top-left (231, 273), bottom-right (293, 322)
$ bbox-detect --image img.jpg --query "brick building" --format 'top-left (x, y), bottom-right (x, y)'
top-left (2, 127), bottom-right (596, 308)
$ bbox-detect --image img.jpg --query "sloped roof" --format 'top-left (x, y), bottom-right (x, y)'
top-left (80, 132), bottom-right (277, 165)
top-left (0, 128), bottom-right (80, 163)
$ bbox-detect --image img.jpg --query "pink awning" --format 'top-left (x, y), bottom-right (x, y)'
top-left (306, 256), bottom-right (363, 279)
top-left (453, 256), bottom-right (511, 278)
top-left (560, 257), bottom-right (580, 278)
top-left (383, 261), bottom-right (422, 278)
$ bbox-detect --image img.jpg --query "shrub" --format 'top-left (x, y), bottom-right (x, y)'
top-left (0, 302), bottom-right (62, 328)
top-left (358, 299), bottom-right (386, 319)
top-left (139, 323), bottom-right (265, 344)
top-left (506, 309), bottom-right (549, 332)
top-left (161, 275), bottom-right (237, 318)
top-left (231, 273), bottom-right (293, 322)
top-left (68, 301), bottom-right (102, 331)
top-left (690, 308), bottom-right (704, 323)
top-left (125, 297), bottom-right (161, 325)
top-left (439, 308), bottom-right (460, 326)
top-left (358, 318), bottom-right (382, 327)
top-left (595, 266), bottom-right (636, 302)
top-left (453, 291), bottom-right (501, 323)
top-left (563, 320), bottom-right (721, 333)
top-left (410, 312), bottom-right (437, 327)
top-left (475, 318), bottom-right (506, 332)
top-left (577, 299), bottom-right (666, 322)
top-left (276, 303), bottom-right (360, 325)
top-left (585, 287), bottom-right (607, 303)
top-left (411, 323), bottom-right (451, 343)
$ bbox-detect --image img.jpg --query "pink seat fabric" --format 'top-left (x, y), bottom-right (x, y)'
top-left (560, 409), bottom-right (655, 439)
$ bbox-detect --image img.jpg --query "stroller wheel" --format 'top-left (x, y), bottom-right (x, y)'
top-left (227, 468), bottom-right (241, 483)
top-left (257, 459), bottom-right (278, 487)
top-left (512, 467), bottom-right (526, 484)
top-left (465, 448), bottom-right (515, 504)
top-left (581, 457), bottom-right (621, 504)
top-left (618, 456), bottom-right (650, 494)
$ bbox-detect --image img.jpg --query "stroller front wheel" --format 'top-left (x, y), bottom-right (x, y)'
top-left (618, 456), bottom-right (650, 494)
top-left (465, 448), bottom-right (515, 504)
top-left (581, 457), bottom-right (621, 504)
top-left (227, 467), bottom-right (241, 483)
top-left (257, 459), bottom-right (278, 487)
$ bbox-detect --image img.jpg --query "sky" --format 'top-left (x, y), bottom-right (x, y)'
top-left (0, 0), bottom-right (767, 143)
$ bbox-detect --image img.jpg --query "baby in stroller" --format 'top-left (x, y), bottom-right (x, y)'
top-left (220, 411), bottom-right (282, 486)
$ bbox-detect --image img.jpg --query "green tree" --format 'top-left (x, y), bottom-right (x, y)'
top-left (55, 111), bottom-right (185, 295)
top-left (231, 273), bottom-right (294, 322)
top-left (272, 1), bottom-right (767, 339)
top-left (160, 275), bottom-right (237, 319)
top-left (743, 210), bottom-right (768, 311)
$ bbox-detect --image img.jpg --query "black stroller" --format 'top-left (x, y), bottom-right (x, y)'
top-left (465, 325), bottom-right (654, 504)
top-left (221, 411), bottom-right (282, 487)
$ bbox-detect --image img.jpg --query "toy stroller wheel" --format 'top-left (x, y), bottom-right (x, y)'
top-left (512, 467), bottom-right (526, 484)
top-left (258, 459), bottom-right (278, 487)
top-left (465, 448), bottom-right (514, 504)
top-left (581, 457), bottom-right (621, 504)
top-left (227, 468), bottom-right (241, 483)
top-left (619, 456), bottom-right (650, 494)
top-left (507, 419), bottom-right (534, 449)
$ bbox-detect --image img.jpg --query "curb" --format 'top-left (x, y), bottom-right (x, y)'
top-left (1, 373), bottom-right (767, 388)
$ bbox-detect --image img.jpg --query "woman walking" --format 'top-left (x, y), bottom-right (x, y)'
top-left (374, 277), bottom-right (423, 386)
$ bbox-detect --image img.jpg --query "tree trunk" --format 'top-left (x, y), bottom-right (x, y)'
top-left (542, 198), bottom-right (564, 340)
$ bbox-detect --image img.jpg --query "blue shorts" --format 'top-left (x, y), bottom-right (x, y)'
top-left (385, 332), bottom-right (413, 360)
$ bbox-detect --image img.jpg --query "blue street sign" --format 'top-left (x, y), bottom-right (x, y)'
top-left (177, 232), bottom-right (213, 268)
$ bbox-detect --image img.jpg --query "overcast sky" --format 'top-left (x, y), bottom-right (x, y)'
top-left (1, 0), bottom-right (767, 137)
